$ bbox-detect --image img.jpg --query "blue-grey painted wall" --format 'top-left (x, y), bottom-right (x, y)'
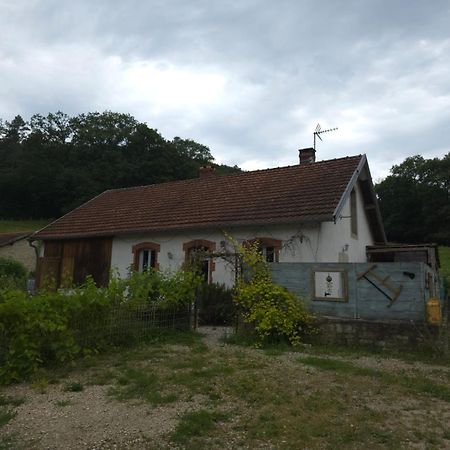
top-left (270, 262), bottom-right (432, 322)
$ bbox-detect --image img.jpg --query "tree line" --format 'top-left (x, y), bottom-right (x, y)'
top-left (1, 110), bottom-right (448, 245)
top-left (0, 111), bottom-right (239, 219)
top-left (375, 153), bottom-right (450, 245)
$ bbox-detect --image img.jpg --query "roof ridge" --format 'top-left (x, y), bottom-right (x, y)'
top-left (104, 154), bottom-right (364, 194)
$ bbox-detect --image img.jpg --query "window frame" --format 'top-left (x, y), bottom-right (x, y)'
top-left (243, 237), bottom-right (282, 263)
top-left (132, 242), bottom-right (161, 272)
top-left (183, 239), bottom-right (216, 283)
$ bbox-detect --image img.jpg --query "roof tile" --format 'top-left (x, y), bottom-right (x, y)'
top-left (34, 155), bottom-right (362, 239)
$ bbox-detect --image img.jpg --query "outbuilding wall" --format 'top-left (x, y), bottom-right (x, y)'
top-left (270, 262), bottom-right (434, 322)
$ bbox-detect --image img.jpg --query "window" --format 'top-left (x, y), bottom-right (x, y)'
top-left (262, 246), bottom-right (275, 263)
top-left (132, 242), bottom-right (160, 272)
top-left (243, 238), bottom-right (281, 263)
top-left (183, 239), bottom-right (216, 283)
top-left (350, 188), bottom-right (358, 237)
top-left (138, 248), bottom-right (156, 271)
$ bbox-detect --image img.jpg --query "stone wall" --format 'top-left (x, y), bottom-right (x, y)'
top-left (307, 316), bottom-right (439, 350)
top-left (0, 239), bottom-right (37, 274)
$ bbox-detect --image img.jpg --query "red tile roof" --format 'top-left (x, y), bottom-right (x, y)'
top-left (0, 232), bottom-right (32, 247)
top-left (33, 156), bottom-right (363, 240)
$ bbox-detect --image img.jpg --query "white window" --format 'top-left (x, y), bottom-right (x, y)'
top-left (138, 248), bottom-right (157, 272)
top-left (132, 242), bottom-right (160, 272)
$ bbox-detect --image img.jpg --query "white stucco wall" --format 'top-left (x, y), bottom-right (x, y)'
top-left (111, 182), bottom-right (375, 287)
top-left (318, 181), bottom-right (374, 263)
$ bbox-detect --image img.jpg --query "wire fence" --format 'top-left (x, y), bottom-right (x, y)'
top-left (70, 303), bottom-right (192, 348)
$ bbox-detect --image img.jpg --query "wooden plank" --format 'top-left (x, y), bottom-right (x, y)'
top-left (36, 256), bottom-right (61, 290)
top-left (60, 256), bottom-right (74, 287)
top-left (43, 240), bottom-right (62, 258)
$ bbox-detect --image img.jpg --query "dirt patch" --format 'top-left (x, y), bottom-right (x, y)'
top-left (2, 327), bottom-right (450, 449)
top-left (3, 382), bottom-right (203, 449)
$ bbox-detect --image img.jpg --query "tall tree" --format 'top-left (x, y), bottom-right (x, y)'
top-left (375, 154), bottom-right (450, 244)
top-left (0, 111), bottom-right (240, 219)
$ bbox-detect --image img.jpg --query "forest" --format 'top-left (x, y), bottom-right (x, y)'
top-left (0, 111), bottom-right (239, 219)
top-left (0, 111), bottom-right (448, 245)
top-left (375, 153), bottom-right (450, 245)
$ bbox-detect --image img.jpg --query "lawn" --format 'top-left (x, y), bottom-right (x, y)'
top-left (2, 328), bottom-right (450, 450)
top-left (0, 220), bottom-right (50, 233)
top-left (439, 246), bottom-right (450, 280)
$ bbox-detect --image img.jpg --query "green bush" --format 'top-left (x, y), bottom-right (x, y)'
top-left (231, 238), bottom-right (316, 346)
top-left (0, 267), bottom-right (201, 384)
top-left (0, 257), bottom-right (27, 291)
top-left (197, 282), bottom-right (235, 326)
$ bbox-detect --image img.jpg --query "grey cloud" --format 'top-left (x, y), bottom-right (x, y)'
top-left (1, 0), bottom-right (449, 180)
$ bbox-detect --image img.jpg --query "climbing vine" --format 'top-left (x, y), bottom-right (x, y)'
top-left (230, 237), bottom-right (316, 346)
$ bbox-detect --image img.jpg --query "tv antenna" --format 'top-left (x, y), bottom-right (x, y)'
top-left (313, 123), bottom-right (338, 150)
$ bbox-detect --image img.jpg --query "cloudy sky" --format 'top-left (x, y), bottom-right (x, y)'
top-left (1, 0), bottom-right (449, 180)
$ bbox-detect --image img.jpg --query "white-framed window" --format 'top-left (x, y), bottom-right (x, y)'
top-left (132, 242), bottom-right (160, 272)
top-left (138, 248), bottom-right (157, 272)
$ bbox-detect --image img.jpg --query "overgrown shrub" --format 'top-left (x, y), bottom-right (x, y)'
top-left (197, 283), bottom-right (235, 326)
top-left (231, 238), bottom-right (316, 346)
top-left (0, 257), bottom-right (27, 292)
top-left (0, 267), bottom-right (201, 384)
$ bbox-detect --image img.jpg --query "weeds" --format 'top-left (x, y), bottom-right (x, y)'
top-left (2, 331), bottom-right (450, 449)
top-left (55, 399), bottom-right (72, 407)
top-left (108, 367), bottom-right (178, 405)
top-left (298, 356), bottom-right (450, 402)
top-left (171, 409), bottom-right (230, 446)
top-left (0, 432), bottom-right (26, 450)
top-left (0, 407), bottom-right (16, 428)
top-left (63, 382), bottom-right (83, 392)
top-left (0, 395), bottom-right (24, 407)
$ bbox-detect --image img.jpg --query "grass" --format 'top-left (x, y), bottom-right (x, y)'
top-left (3, 331), bottom-right (450, 449)
top-left (227, 330), bottom-right (450, 365)
top-left (0, 396), bottom-right (25, 449)
top-left (55, 399), bottom-right (72, 407)
top-left (103, 340), bottom-right (448, 447)
top-left (298, 356), bottom-right (450, 402)
top-left (108, 367), bottom-right (173, 405)
top-left (63, 382), bottom-right (83, 392)
top-left (0, 395), bottom-right (25, 407)
top-left (0, 408), bottom-right (16, 427)
top-left (63, 381), bottom-right (84, 392)
top-left (0, 433), bottom-right (25, 450)
top-left (439, 246), bottom-right (450, 279)
top-left (171, 409), bottom-right (230, 447)
top-left (0, 220), bottom-right (50, 233)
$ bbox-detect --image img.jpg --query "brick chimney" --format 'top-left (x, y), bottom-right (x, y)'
top-left (298, 147), bottom-right (316, 164)
top-left (199, 165), bottom-right (216, 178)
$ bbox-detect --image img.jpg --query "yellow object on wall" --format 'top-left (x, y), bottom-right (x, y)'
top-left (426, 298), bottom-right (442, 325)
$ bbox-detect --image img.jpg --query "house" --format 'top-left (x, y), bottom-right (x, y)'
top-left (0, 232), bottom-right (36, 274)
top-left (32, 148), bottom-right (386, 288)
